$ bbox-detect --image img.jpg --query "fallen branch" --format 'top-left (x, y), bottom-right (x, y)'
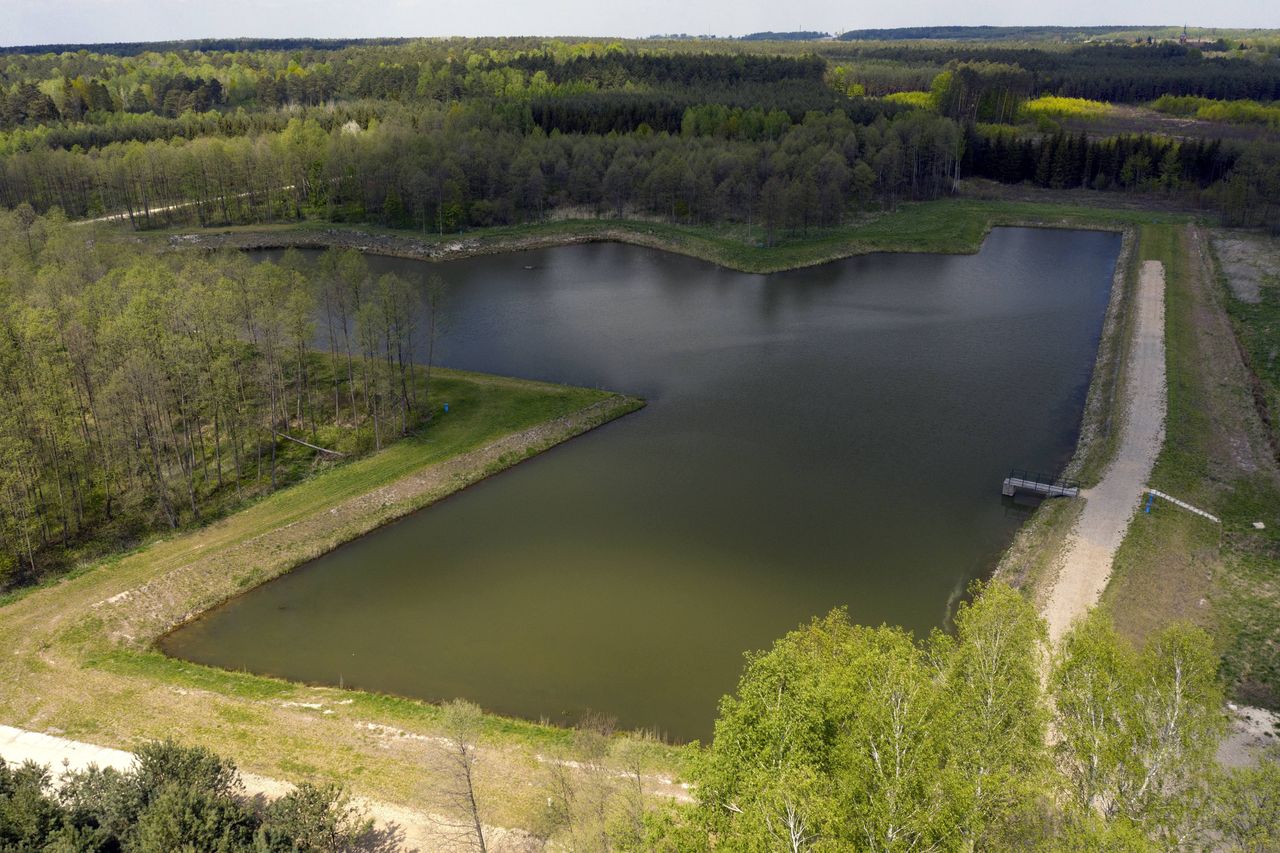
top-left (274, 431), bottom-right (347, 457)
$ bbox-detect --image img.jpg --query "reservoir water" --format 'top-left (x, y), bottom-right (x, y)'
top-left (160, 227), bottom-right (1120, 740)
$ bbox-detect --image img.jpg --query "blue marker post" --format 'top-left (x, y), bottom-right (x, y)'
top-left (1144, 492), bottom-right (1155, 514)
top-left (443, 402), bottom-right (449, 414)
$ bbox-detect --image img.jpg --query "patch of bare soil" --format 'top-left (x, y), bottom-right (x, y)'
top-left (1210, 233), bottom-right (1280, 304)
top-left (1217, 705), bottom-right (1280, 769)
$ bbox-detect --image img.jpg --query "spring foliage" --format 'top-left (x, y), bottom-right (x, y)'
top-left (1020, 95), bottom-right (1113, 119)
top-left (1151, 95), bottom-right (1280, 129)
top-left (648, 583), bottom-right (1276, 852)
top-left (0, 741), bottom-right (370, 851)
top-left (0, 211), bottom-right (431, 591)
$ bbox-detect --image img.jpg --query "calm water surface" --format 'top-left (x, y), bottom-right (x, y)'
top-left (161, 228), bottom-right (1119, 740)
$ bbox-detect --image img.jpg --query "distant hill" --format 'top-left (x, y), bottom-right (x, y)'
top-left (835, 26), bottom-right (1151, 41)
top-left (0, 37), bottom-right (413, 56)
top-left (740, 31), bottom-right (829, 41)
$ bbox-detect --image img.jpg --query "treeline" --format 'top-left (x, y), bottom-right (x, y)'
top-left (0, 39), bottom-right (1275, 138)
top-left (965, 129), bottom-right (1237, 191)
top-left (832, 43), bottom-right (1280, 102)
top-left (1215, 141), bottom-right (1280, 228)
top-left (0, 107), bottom-right (960, 242)
top-left (526, 83), bottom-right (887, 136)
top-left (1152, 94), bottom-right (1280, 129)
top-left (0, 43), bottom-right (837, 131)
top-left (837, 25), bottom-right (1160, 41)
top-left (0, 37), bottom-right (416, 57)
top-left (961, 127), bottom-right (1279, 228)
top-left (1, 41), bottom-right (1279, 235)
top-left (0, 73), bottom-right (226, 126)
top-left (504, 52), bottom-right (826, 86)
top-left (740, 31), bottom-right (829, 42)
top-left (0, 211), bottom-right (433, 591)
top-left (0, 101), bottom-right (399, 155)
top-left (1, 740), bottom-right (372, 850)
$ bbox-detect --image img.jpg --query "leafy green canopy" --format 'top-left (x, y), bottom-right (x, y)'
top-left (0, 740), bottom-right (370, 851)
top-left (668, 583), bottom-right (1274, 852)
top-left (690, 583), bottom-right (1046, 850)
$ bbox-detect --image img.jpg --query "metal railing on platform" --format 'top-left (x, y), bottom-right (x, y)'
top-left (1002, 468), bottom-right (1079, 498)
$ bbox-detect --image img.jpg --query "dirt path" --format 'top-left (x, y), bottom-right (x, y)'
top-left (0, 725), bottom-right (531, 852)
top-left (1044, 260), bottom-right (1167, 644)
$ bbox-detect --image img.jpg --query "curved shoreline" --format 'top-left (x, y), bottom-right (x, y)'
top-left (138, 197), bottom-right (1175, 275)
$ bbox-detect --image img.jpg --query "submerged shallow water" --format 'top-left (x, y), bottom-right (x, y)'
top-left (160, 227), bottom-right (1120, 740)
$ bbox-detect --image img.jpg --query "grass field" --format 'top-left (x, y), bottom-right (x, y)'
top-left (1099, 224), bottom-right (1280, 709)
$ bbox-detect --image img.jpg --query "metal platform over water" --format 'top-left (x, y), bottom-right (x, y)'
top-left (1001, 469), bottom-right (1079, 499)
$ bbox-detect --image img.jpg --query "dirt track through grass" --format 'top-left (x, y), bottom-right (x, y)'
top-left (1045, 260), bottom-right (1167, 643)
top-left (0, 724), bottom-right (536, 852)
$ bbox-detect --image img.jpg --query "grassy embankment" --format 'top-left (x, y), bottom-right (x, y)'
top-left (1100, 224), bottom-right (1280, 701)
top-left (8, 196), bottom-right (1256, 830)
top-left (1000, 214), bottom-right (1280, 709)
top-left (0, 366), bottom-right (648, 826)
top-left (1102, 226), bottom-right (1280, 707)
top-left (148, 197), bottom-right (1184, 274)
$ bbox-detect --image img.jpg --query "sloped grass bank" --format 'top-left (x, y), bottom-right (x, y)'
top-left (0, 368), bottom-right (653, 828)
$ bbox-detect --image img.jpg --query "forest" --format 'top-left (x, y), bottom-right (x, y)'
top-left (0, 37), bottom-right (1277, 236)
top-left (0, 210), bottom-right (431, 591)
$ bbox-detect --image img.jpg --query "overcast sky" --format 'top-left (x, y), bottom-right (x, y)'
top-left (3, 0), bottom-right (1277, 47)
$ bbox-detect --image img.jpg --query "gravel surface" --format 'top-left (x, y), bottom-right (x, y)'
top-left (1045, 260), bottom-right (1167, 644)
